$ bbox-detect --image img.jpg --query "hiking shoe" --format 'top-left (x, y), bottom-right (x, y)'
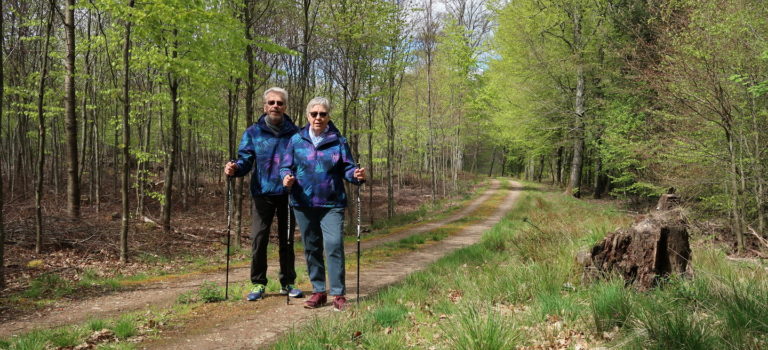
top-left (246, 284), bottom-right (266, 301)
top-left (304, 292), bottom-right (327, 309)
top-left (332, 296), bottom-right (347, 311)
top-left (280, 285), bottom-right (304, 298)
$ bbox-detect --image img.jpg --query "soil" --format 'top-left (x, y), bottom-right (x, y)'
top-left (0, 179), bottom-right (515, 344)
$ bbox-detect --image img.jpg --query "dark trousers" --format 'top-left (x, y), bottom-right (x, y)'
top-left (250, 195), bottom-right (296, 286)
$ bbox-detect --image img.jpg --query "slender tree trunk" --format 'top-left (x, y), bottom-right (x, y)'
top-left (565, 6), bottom-right (585, 198)
top-left (726, 127), bottom-right (745, 252)
top-left (64, 0), bottom-right (80, 218)
top-left (120, 0), bottom-right (135, 263)
top-left (488, 147), bottom-right (496, 177)
top-left (1, 0), bottom-right (7, 289)
top-left (161, 30), bottom-right (180, 234)
top-left (35, 0), bottom-right (55, 254)
top-left (239, 0), bottom-right (255, 246)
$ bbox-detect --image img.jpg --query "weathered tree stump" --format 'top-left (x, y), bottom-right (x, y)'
top-left (583, 208), bottom-right (691, 291)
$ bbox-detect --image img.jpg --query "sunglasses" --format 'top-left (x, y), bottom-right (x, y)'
top-left (309, 112), bottom-right (329, 118)
top-left (267, 100), bottom-right (285, 106)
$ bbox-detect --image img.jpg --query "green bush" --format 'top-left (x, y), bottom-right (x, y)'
top-left (197, 281), bottom-right (225, 303)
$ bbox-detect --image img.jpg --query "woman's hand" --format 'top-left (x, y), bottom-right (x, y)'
top-left (283, 174), bottom-right (296, 187)
top-left (354, 168), bottom-right (366, 181)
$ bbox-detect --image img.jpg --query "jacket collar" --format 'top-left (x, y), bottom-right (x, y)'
top-left (299, 121), bottom-right (341, 148)
top-left (256, 114), bottom-right (298, 136)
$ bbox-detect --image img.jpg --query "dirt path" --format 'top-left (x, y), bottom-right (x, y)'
top-left (0, 181), bottom-right (503, 338)
top-left (140, 181), bottom-right (521, 349)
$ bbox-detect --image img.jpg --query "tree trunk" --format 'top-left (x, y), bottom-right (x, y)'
top-left (488, 147), bottom-right (496, 177)
top-left (161, 30), bottom-right (180, 234)
top-left (35, 0), bottom-right (55, 254)
top-left (120, 0), bottom-right (136, 263)
top-left (726, 126), bottom-right (745, 252)
top-left (64, 0), bottom-right (80, 218)
top-left (0, 0), bottom-right (6, 289)
top-left (565, 6), bottom-right (585, 199)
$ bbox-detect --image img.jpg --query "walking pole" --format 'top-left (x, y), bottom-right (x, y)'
top-left (225, 174), bottom-right (233, 300)
top-left (356, 183), bottom-right (362, 305)
top-left (286, 199), bottom-right (291, 305)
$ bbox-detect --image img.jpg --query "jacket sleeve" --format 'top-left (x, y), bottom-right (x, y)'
top-left (233, 129), bottom-right (254, 177)
top-left (279, 137), bottom-right (295, 180)
top-left (340, 137), bottom-right (363, 185)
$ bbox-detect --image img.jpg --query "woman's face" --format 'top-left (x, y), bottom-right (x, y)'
top-left (307, 104), bottom-right (330, 134)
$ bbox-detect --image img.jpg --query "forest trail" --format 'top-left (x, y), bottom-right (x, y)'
top-left (140, 180), bottom-right (521, 349)
top-left (0, 180), bottom-right (508, 339)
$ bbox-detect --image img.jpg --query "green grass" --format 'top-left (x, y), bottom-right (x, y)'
top-left (271, 180), bottom-right (768, 349)
top-left (0, 308), bottom-right (177, 350)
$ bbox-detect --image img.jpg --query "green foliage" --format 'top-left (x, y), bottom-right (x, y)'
top-left (197, 281), bottom-right (225, 303)
top-left (49, 329), bottom-right (82, 348)
top-left (112, 316), bottom-right (137, 339)
top-left (441, 303), bottom-right (519, 350)
top-left (370, 304), bottom-right (408, 328)
top-left (590, 280), bottom-right (633, 332)
top-left (88, 318), bottom-right (108, 331)
top-left (4, 331), bottom-right (47, 350)
top-left (631, 299), bottom-right (722, 350)
top-left (23, 273), bottom-right (74, 299)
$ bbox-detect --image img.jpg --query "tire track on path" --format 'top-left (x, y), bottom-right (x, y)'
top-left (142, 180), bottom-right (521, 350)
top-left (0, 181), bottom-right (501, 338)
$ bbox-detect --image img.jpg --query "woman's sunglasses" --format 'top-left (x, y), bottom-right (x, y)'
top-left (309, 112), bottom-right (329, 118)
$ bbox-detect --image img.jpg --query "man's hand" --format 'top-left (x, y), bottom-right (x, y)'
top-left (224, 161), bottom-right (238, 176)
top-left (354, 168), bottom-right (366, 181)
top-left (283, 174), bottom-right (296, 187)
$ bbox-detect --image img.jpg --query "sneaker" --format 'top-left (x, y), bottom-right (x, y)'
top-left (304, 292), bottom-right (327, 309)
top-left (246, 284), bottom-right (266, 301)
top-left (332, 296), bottom-right (347, 311)
top-left (280, 285), bottom-right (304, 298)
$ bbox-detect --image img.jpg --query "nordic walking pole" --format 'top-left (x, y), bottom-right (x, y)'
top-left (356, 183), bottom-right (362, 305)
top-left (225, 173), bottom-right (233, 300)
top-left (286, 199), bottom-right (291, 305)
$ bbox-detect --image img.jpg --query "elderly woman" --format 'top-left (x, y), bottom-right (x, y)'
top-left (280, 97), bottom-right (365, 311)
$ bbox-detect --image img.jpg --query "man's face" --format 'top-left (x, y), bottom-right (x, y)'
top-left (263, 92), bottom-right (287, 121)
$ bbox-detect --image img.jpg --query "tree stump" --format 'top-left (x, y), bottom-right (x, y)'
top-left (584, 208), bottom-right (691, 291)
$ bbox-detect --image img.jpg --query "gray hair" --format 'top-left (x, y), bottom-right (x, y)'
top-left (263, 87), bottom-right (288, 102)
top-left (306, 97), bottom-right (331, 114)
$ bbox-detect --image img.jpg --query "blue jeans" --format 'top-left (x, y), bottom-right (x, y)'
top-left (293, 207), bottom-right (346, 296)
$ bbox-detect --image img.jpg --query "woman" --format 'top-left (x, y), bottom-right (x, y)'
top-left (280, 97), bottom-right (365, 311)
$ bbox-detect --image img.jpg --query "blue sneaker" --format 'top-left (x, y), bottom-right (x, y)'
top-left (246, 284), bottom-right (266, 301)
top-left (280, 285), bottom-right (304, 298)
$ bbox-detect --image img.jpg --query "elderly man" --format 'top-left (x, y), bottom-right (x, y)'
top-left (224, 87), bottom-right (302, 301)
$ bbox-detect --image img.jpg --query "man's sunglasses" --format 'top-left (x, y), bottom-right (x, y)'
top-left (309, 112), bottom-right (329, 118)
top-left (267, 100), bottom-right (284, 106)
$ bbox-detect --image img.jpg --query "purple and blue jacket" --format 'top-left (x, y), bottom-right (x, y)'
top-left (279, 122), bottom-right (362, 208)
top-left (232, 114), bottom-right (299, 197)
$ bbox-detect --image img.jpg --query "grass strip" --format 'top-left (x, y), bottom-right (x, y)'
top-left (271, 181), bottom-right (768, 349)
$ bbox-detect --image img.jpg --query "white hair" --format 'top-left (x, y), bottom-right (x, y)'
top-left (306, 97), bottom-right (331, 114)
top-left (263, 87), bottom-right (288, 102)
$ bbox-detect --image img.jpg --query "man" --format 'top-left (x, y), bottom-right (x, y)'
top-left (224, 87), bottom-right (302, 301)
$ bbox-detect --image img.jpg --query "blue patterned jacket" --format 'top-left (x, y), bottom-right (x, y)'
top-left (279, 122), bottom-right (362, 208)
top-left (232, 114), bottom-right (298, 197)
